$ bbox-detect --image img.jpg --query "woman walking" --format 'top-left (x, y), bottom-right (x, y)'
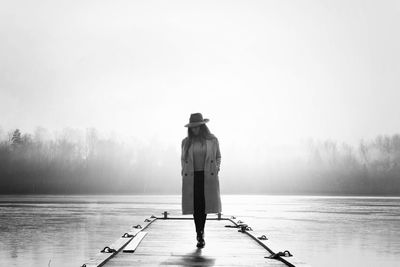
top-left (181, 113), bottom-right (222, 248)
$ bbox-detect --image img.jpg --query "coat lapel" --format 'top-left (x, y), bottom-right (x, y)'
top-left (205, 139), bottom-right (211, 162)
top-left (189, 141), bottom-right (193, 164)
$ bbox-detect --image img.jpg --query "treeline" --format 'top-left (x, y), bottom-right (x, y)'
top-left (303, 136), bottom-right (400, 195)
top-left (0, 127), bottom-right (180, 194)
top-left (0, 126), bottom-right (399, 195)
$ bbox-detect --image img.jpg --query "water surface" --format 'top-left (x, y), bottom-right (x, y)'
top-left (0, 195), bottom-right (399, 267)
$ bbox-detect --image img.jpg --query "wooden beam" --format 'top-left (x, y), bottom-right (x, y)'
top-left (123, 231), bottom-right (148, 253)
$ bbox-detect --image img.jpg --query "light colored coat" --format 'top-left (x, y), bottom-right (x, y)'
top-left (181, 137), bottom-right (222, 215)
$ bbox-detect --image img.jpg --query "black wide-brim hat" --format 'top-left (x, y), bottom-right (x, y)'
top-left (184, 113), bottom-right (209, 127)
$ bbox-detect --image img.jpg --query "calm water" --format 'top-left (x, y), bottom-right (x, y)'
top-left (0, 195), bottom-right (399, 267)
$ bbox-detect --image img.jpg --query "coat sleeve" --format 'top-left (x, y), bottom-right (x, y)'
top-left (181, 138), bottom-right (185, 175)
top-left (216, 138), bottom-right (221, 171)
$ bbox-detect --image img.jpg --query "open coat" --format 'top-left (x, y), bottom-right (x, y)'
top-left (181, 137), bottom-right (222, 215)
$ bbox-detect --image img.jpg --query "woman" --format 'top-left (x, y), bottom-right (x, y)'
top-left (181, 112), bottom-right (222, 248)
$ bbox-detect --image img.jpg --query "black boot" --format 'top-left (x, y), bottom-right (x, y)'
top-left (196, 230), bottom-right (205, 248)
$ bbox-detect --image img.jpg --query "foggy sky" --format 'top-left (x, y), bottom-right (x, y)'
top-left (1, 0), bottom-right (400, 149)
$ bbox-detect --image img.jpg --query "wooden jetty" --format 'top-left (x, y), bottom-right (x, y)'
top-left (81, 212), bottom-right (309, 267)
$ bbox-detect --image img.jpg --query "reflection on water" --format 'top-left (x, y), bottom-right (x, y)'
top-left (0, 195), bottom-right (399, 267)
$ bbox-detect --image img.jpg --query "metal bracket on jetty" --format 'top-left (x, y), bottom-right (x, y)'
top-left (81, 211), bottom-right (309, 267)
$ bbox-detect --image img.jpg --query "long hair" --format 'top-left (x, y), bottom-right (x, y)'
top-left (183, 123), bottom-right (216, 160)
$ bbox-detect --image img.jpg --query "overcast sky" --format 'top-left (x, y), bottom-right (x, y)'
top-left (1, 0), bottom-right (399, 149)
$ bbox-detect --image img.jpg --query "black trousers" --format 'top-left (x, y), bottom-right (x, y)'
top-left (193, 170), bottom-right (207, 233)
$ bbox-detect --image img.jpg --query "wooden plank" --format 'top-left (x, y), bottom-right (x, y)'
top-left (123, 231), bottom-right (148, 253)
top-left (82, 252), bottom-right (113, 267)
